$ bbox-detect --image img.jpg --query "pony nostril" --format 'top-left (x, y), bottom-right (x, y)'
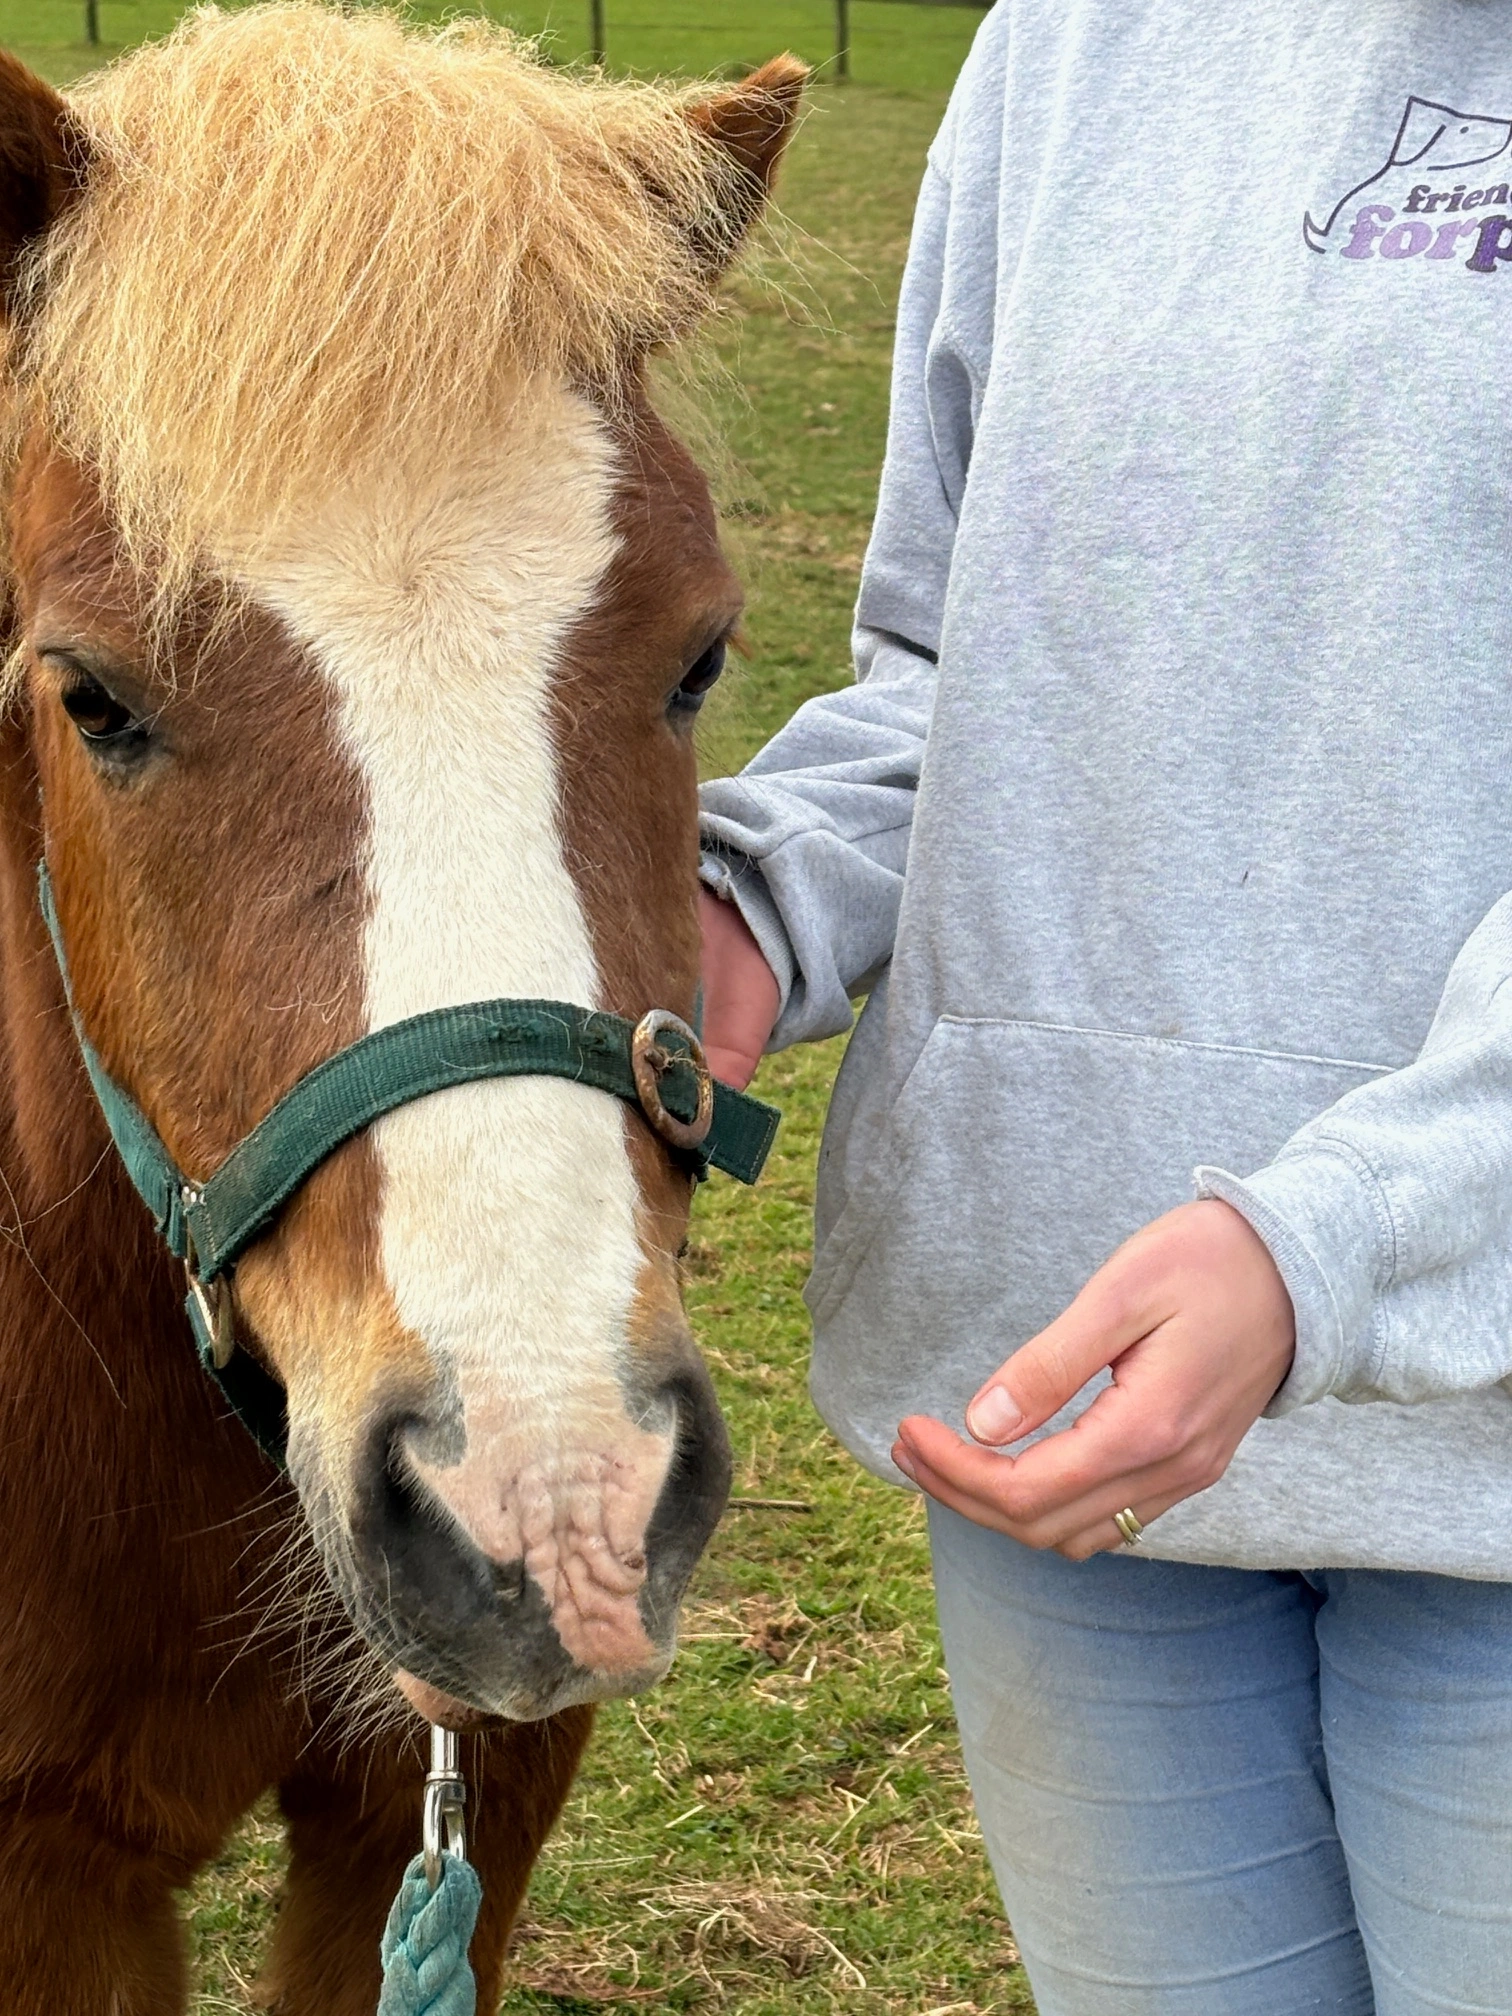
top-left (380, 1418), bottom-right (439, 1537)
top-left (634, 1361), bottom-right (733, 1643)
top-left (343, 1412), bottom-right (499, 1639)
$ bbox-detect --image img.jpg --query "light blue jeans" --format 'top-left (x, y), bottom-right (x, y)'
top-left (929, 1503), bottom-right (1512, 2016)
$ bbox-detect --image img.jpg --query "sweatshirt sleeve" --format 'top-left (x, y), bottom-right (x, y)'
top-left (1196, 891), bottom-right (1512, 1411)
top-left (699, 149), bottom-right (981, 1050)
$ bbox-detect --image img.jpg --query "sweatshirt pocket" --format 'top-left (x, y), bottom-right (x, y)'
top-left (804, 1016), bottom-right (1390, 1471)
top-left (805, 1020), bottom-right (966, 1331)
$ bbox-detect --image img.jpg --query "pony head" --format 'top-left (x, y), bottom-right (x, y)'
top-left (0, 4), bottom-right (803, 1722)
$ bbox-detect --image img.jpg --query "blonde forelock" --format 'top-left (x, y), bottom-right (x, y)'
top-left (15, 3), bottom-right (748, 596)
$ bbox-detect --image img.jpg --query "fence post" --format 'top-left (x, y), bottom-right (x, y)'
top-left (835, 0), bottom-right (850, 80)
top-left (84, 0), bottom-right (99, 44)
top-left (589, 0), bottom-right (605, 65)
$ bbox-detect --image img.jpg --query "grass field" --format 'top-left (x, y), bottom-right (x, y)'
top-left (0, 0), bottom-right (988, 89)
top-left (7, 5), bottom-right (1037, 2010)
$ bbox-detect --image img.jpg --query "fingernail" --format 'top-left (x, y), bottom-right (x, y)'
top-left (892, 1444), bottom-right (917, 1481)
top-left (967, 1385), bottom-right (1023, 1445)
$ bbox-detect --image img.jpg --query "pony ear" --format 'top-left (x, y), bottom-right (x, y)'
top-left (0, 51), bottom-right (88, 318)
top-left (684, 55), bottom-right (807, 277)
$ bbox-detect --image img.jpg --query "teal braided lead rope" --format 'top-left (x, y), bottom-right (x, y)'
top-left (378, 1853), bottom-right (483, 2016)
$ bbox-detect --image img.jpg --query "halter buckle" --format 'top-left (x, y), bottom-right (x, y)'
top-left (422, 1724), bottom-right (467, 1890)
top-left (631, 1010), bottom-right (713, 1153)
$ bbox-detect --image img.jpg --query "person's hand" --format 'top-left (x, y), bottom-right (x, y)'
top-left (698, 887), bottom-right (780, 1090)
top-left (892, 1199), bottom-right (1295, 1558)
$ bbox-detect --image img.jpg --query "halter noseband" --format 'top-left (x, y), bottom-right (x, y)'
top-left (38, 862), bottom-right (779, 1467)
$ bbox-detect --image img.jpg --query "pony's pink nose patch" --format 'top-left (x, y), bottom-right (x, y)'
top-left (513, 1453), bottom-right (661, 1673)
top-left (411, 1423), bottom-right (671, 1678)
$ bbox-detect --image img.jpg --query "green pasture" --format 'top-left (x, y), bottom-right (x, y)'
top-left (0, 0), bottom-right (986, 89)
top-left (8, 3), bottom-right (1036, 2009)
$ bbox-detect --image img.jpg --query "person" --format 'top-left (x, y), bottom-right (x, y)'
top-left (695, 5), bottom-right (1512, 2012)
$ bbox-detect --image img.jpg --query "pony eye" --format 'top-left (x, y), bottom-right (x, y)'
top-left (59, 674), bottom-right (140, 745)
top-left (669, 639), bottom-right (726, 719)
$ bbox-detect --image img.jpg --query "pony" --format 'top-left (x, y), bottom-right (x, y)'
top-left (0, 8), bottom-right (802, 2009)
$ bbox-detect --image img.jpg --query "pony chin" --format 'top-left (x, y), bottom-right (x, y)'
top-left (391, 1671), bottom-right (496, 1733)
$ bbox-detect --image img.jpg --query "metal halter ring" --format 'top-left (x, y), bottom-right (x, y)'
top-left (182, 1196), bottom-right (236, 1370)
top-left (422, 1724), bottom-right (466, 1890)
top-left (630, 1010), bottom-right (714, 1153)
top-left (1113, 1507), bottom-right (1145, 1548)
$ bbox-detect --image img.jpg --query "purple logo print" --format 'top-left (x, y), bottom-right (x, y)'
top-left (1304, 96), bottom-right (1512, 272)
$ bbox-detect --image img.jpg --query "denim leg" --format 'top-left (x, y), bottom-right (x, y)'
top-left (1313, 1569), bottom-right (1512, 2016)
top-left (928, 1503), bottom-right (1374, 2016)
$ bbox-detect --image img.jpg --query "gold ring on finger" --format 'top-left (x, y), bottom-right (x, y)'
top-left (1113, 1507), bottom-right (1145, 1547)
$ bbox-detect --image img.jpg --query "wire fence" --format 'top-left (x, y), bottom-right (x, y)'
top-left (833, 0), bottom-right (992, 82)
top-left (56, 0), bottom-right (991, 75)
top-left (587, 0), bottom-right (991, 75)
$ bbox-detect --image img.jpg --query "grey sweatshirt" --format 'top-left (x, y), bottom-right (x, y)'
top-left (700, 0), bottom-right (1512, 1579)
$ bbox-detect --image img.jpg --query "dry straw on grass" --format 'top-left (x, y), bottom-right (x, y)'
top-left (511, 1879), bottom-right (864, 2003)
top-left (17, 2), bottom-right (756, 595)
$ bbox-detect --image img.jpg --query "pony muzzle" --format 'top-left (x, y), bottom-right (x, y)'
top-left (309, 1347), bottom-right (730, 1720)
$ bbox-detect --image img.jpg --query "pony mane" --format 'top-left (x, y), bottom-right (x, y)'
top-left (16, 2), bottom-right (750, 589)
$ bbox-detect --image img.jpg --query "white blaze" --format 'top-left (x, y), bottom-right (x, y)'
top-left (244, 388), bottom-right (672, 1677)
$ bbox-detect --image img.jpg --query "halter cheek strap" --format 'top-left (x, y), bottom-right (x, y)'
top-left (37, 862), bottom-right (780, 1466)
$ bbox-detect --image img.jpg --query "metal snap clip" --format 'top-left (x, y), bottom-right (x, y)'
top-left (422, 1724), bottom-right (467, 1889)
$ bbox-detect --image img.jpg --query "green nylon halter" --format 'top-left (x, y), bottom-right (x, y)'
top-left (38, 863), bottom-right (779, 1465)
